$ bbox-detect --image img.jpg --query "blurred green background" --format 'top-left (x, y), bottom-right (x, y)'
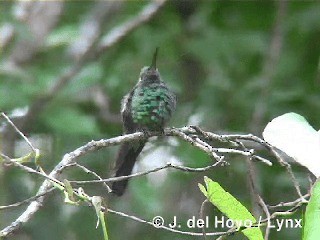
top-left (0, 1), bottom-right (319, 239)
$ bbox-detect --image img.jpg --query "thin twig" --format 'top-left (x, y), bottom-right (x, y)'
top-left (70, 162), bottom-right (222, 185)
top-left (97, 0), bottom-right (167, 55)
top-left (199, 199), bottom-right (209, 240)
top-left (269, 147), bottom-right (305, 200)
top-left (250, 1), bottom-right (287, 133)
top-left (0, 187), bottom-right (56, 211)
top-left (167, 128), bottom-right (223, 162)
top-left (1, 112), bottom-right (37, 152)
top-left (268, 194), bottom-right (309, 209)
top-left (257, 195), bottom-right (271, 240)
top-left (189, 126), bottom-right (305, 200)
top-left (73, 163), bottom-right (112, 192)
top-left (1, 153), bottom-right (64, 188)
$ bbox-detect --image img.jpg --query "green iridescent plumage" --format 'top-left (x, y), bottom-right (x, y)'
top-left (112, 49), bottom-right (176, 196)
top-left (131, 84), bottom-right (175, 130)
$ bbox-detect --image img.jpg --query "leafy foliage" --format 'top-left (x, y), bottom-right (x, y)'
top-left (199, 176), bottom-right (264, 239)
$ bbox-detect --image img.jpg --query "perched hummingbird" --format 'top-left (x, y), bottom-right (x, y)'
top-left (112, 49), bottom-right (176, 196)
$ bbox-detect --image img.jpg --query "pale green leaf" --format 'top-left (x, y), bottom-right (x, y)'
top-left (46, 26), bottom-right (78, 47)
top-left (303, 179), bottom-right (320, 240)
top-left (200, 176), bottom-right (263, 240)
top-left (198, 183), bottom-right (207, 197)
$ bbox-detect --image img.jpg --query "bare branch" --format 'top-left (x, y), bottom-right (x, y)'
top-left (9, 1), bottom-right (63, 65)
top-left (69, 2), bottom-right (123, 60)
top-left (0, 152), bottom-right (64, 188)
top-left (96, 0), bottom-right (167, 55)
top-left (189, 126), bottom-right (305, 199)
top-left (0, 23), bottom-right (15, 50)
top-left (167, 128), bottom-right (224, 162)
top-left (0, 187), bottom-right (55, 211)
top-left (0, 122), bottom-right (307, 237)
top-left (257, 195), bottom-right (271, 240)
top-left (268, 194), bottom-right (309, 209)
top-left (1, 112), bottom-right (37, 153)
top-left (70, 162), bottom-right (222, 185)
top-left (199, 199), bottom-right (209, 239)
top-left (0, 130), bottom-right (146, 237)
top-left (73, 163), bottom-right (112, 192)
top-left (250, 1), bottom-right (288, 133)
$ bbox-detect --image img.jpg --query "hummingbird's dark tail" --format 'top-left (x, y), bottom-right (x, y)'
top-left (111, 141), bottom-right (145, 196)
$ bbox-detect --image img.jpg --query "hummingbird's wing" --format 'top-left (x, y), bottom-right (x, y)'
top-left (121, 87), bottom-right (138, 133)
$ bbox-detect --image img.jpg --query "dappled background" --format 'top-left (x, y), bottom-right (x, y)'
top-left (1, 1), bottom-right (320, 239)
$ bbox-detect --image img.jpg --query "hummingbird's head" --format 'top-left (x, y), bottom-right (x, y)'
top-left (139, 48), bottom-right (161, 83)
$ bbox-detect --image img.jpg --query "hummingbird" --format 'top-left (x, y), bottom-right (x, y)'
top-left (111, 48), bottom-right (176, 196)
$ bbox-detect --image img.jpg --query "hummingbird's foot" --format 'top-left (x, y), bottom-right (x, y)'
top-left (159, 129), bottom-right (165, 135)
top-left (141, 129), bottom-right (153, 138)
top-left (140, 128), bottom-right (164, 138)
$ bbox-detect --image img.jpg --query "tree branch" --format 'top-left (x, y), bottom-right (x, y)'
top-left (0, 116), bottom-right (305, 238)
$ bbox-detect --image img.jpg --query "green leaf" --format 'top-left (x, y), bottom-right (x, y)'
top-left (46, 26), bottom-right (78, 47)
top-left (263, 112), bottom-right (320, 177)
top-left (10, 151), bottom-right (35, 163)
top-left (63, 179), bottom-right (76, 204)
top-left (199, 176), bottom-right (263, 240)
top-left (198, 183), bottom-right (207, 197)
top-left (43, 107), bottom-right (98, 136)
top-left (74, 63), bottom-right (103, 87)
top-left (303, 179), bottom-right (320, 240)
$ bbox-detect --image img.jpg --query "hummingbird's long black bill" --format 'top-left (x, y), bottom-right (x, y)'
top-left (150, 47), bottom-right (159, 69)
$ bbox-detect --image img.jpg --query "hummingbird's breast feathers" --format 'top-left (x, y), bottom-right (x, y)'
top-left (130, 82), bottom-right (176, 131)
